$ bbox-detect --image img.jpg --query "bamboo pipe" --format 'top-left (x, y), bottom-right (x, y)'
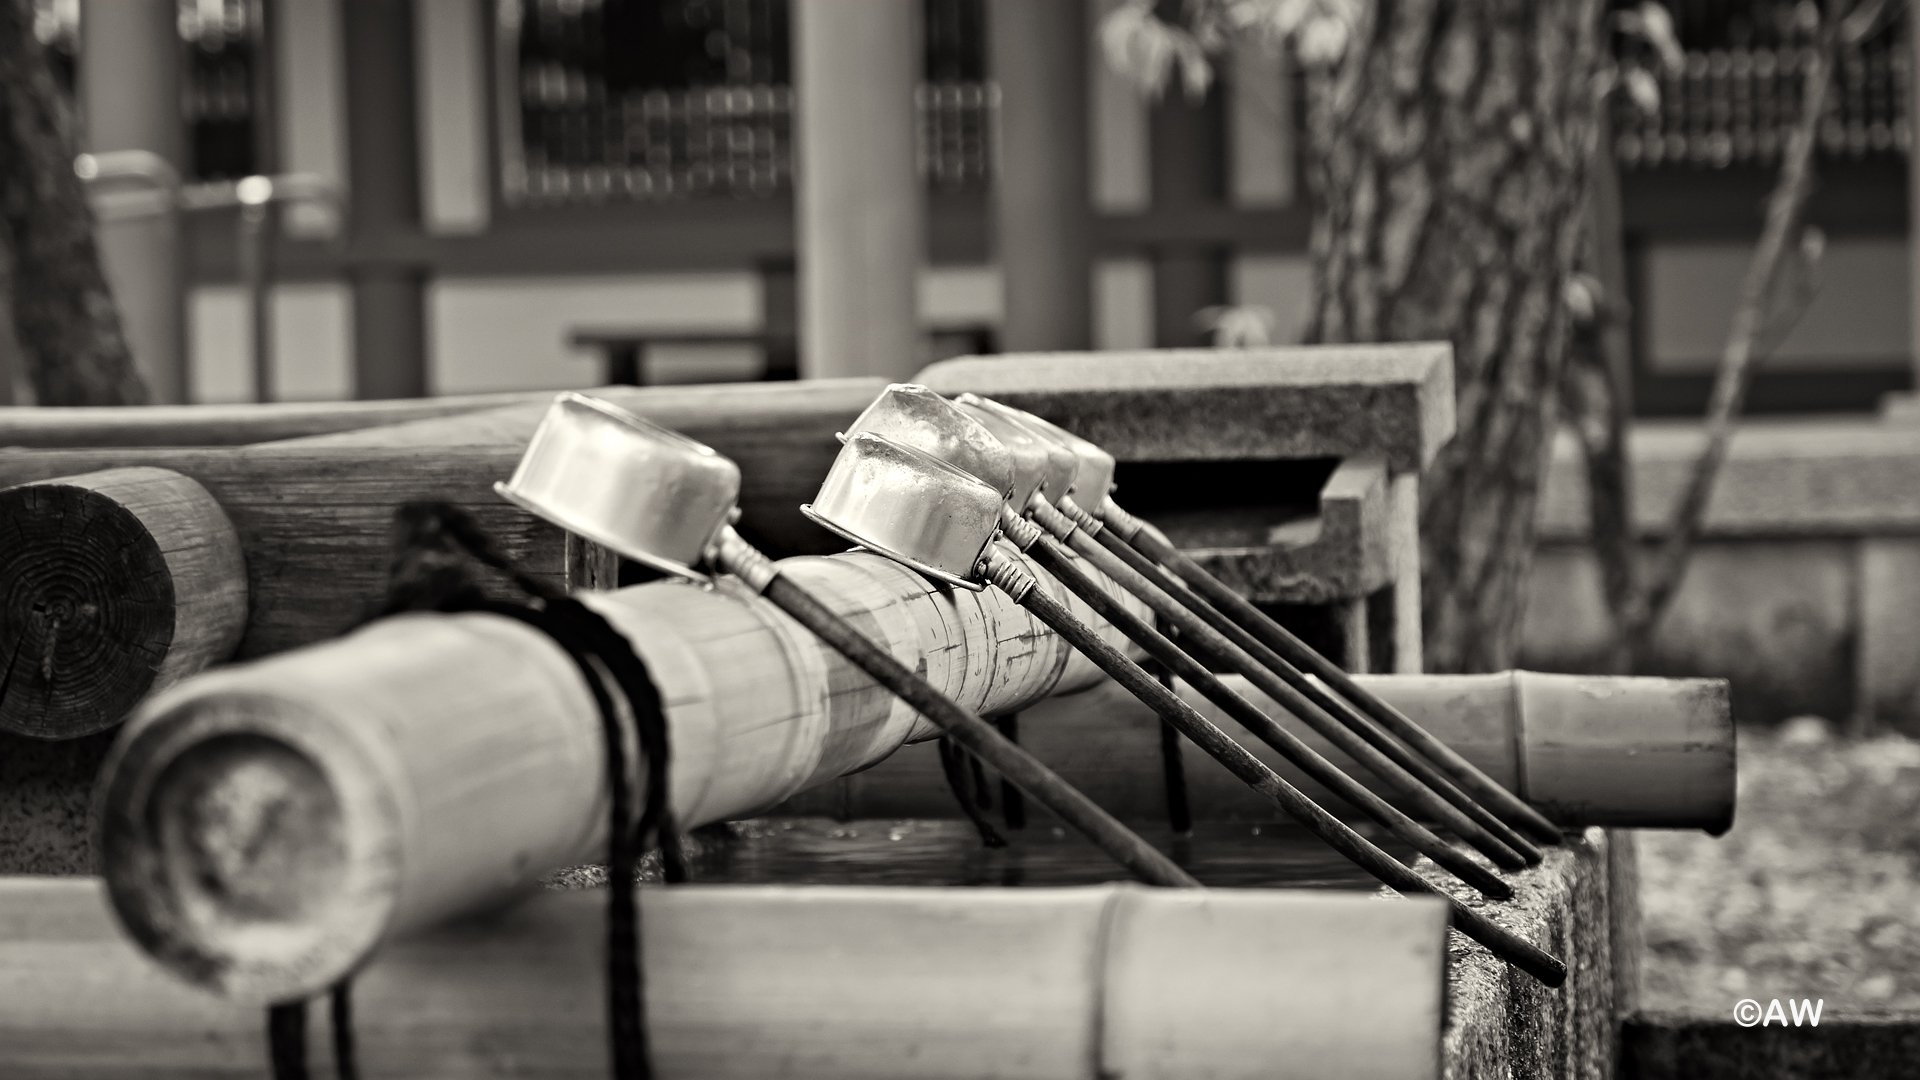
top-left (97, 543), bottom-right (1154, 1003)
top-left (0, 468), bottom-right (246, 739)
top-left (0, 876), bottom-right (1451, 1080)
top-left (800, 671), bottom-right (1736, 834)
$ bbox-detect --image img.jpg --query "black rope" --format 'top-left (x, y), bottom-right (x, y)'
top-left (937, 736), bottom-right (1007, 848)
top-left (993, 714), bottom-right (1026, 830)
top-left (267, 501), bottom-right (680, 1080)
top-left (1151, 616), bottom-right (1192, 835)
top-left (329, 982), bottom-right (358, 1080)
top-left (267, 1001), bottom-right (307, 1080)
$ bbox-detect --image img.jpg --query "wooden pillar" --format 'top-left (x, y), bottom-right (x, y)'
top-left (1909, 0), bottom-right (1920, 389)
top-left (793, 0), bottom-right (924, 380)
top-left (1148, 86), bottom-right (1228, 347)
top-left (79, 0), bottom-right (187, 404)
top-left (989, 0), bottom-right (1090, 351)
top-left (343, 0), bottom-right (428, 398)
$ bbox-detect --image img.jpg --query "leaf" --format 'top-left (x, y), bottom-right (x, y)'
top-left (1296, 14), bottom-right (1350, 66)
top-left (1624, 67), bottom-right (1662, 115)
top-left (1636, 2), bottom-right (1686, 74)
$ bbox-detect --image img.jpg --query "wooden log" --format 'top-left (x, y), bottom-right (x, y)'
top-left (0, 445), bottom-right (563, 659)
top-left (0, 382), bottom-right (890, 660)
top-left (97, 546), bottom-right (1151, 1002)
top-left (781, 671), bottom-right (1736, 833)
top-left (0, 468), bottom-right (246, 739)
top-left (0, 389), bottom-right (564, 448)
top-left (0, 875), bottom-right (1449, 1080)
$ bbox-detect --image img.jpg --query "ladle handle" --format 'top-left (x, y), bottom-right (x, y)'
top-left (756, 572), bottom-right (1201, 890)
top-left (1001, 557), bottom-right (1566, 989)
top-left (1089, 526), bottom-right (1541, 868)
top-left (1124, 523), bottom-right (1564, 847)
top-left (1026, 535), bottom-right (1514, 902)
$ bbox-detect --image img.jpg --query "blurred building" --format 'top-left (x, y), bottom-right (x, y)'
top-left (26, 0), bottom-right (1918, 409)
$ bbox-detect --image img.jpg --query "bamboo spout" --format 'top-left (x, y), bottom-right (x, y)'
top-left (97, 547), bottom-right (1148, 1003)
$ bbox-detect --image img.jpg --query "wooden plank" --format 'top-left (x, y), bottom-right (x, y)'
top-left (0, 389), bottom-right (559, 448)
top-left (0, 876), bottom-right (1448, 1080)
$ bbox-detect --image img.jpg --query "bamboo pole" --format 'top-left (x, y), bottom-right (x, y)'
top-left (787, 671), bottom-right (1736, 833)
top-left (97, 547), bottom-right (1151, 1003)
top-left (0, 875), bottom-right (1450, 1080)
top-left (0, 468), bottom-right (246, 739)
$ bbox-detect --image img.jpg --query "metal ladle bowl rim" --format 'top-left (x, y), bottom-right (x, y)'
top-left (494, 391), bottom-right (736, 582)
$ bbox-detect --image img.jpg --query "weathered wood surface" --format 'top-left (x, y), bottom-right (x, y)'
top-left (914, 345), bottom-right (1455, 473)
top-left (0, 445), bottom-right (563, 659)
top-left (0, 389), bottom-right (564, 448)
top-left (778, 671), bottom-right (1735, 832)
top-left (0, 876), bottom-right (1449, 1080)
top-left (0, 468), bottom-right (246, 738)
top-left (98, 545), bottom-right (1150, 1001)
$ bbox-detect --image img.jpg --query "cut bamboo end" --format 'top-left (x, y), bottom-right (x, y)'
top-left (94, 547), bottom-right (1150, 1002)
top-left (1, 876), bottom-right (1452, 1080)
top-left (0, 467), bottom-right (246, 740)
top-left (97, 612), bottom-right (595, 1003)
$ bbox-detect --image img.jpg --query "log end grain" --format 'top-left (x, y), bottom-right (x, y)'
top-left (0, 467), bottom-right (246, 739)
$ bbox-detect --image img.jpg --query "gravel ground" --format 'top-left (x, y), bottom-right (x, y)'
top-left (1638, 717), bottom-right (1920, 1014)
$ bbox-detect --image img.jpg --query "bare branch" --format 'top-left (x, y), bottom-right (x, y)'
top-left (1629, 13), bottom-right (1839, 642)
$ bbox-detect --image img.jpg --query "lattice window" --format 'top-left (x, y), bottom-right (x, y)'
top-left (498, 0), bottom-right (994, 205)
top-left (1612, 0), bottom-right (1910, 168)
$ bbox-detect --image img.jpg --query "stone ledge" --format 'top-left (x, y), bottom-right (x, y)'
top-left (915, 344), bottom-right (1456, 474)
top-left (1422, 827), bottom-right (1618, 1080)
top-left (1622, 1010), bottom-right (1920, 1079)
top-left (1538, 420), bottom-right (1920, 542)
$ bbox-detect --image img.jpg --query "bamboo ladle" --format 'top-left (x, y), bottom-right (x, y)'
top-left (804, 423), bottom-right (1564, 988)
top-left (844, 387), bottom-right (1520, 891)
top-left (497, 393), bottom-right (1197, 890)
top-left (967, 395), bottom-right (1559, 857)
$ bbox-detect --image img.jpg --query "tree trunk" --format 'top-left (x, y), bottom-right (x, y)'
top-left (1302, 0), bottom-right (1603, 673)
top-left (0, 0), bottom-right (148, 406)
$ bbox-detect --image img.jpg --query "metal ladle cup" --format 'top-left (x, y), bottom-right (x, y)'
top-left (495, 391), bottom-right (741, 582)
top-left (838, 384), bottom-right (1020, 505)
top-left (801, 431), bottom-right (1008, 591)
